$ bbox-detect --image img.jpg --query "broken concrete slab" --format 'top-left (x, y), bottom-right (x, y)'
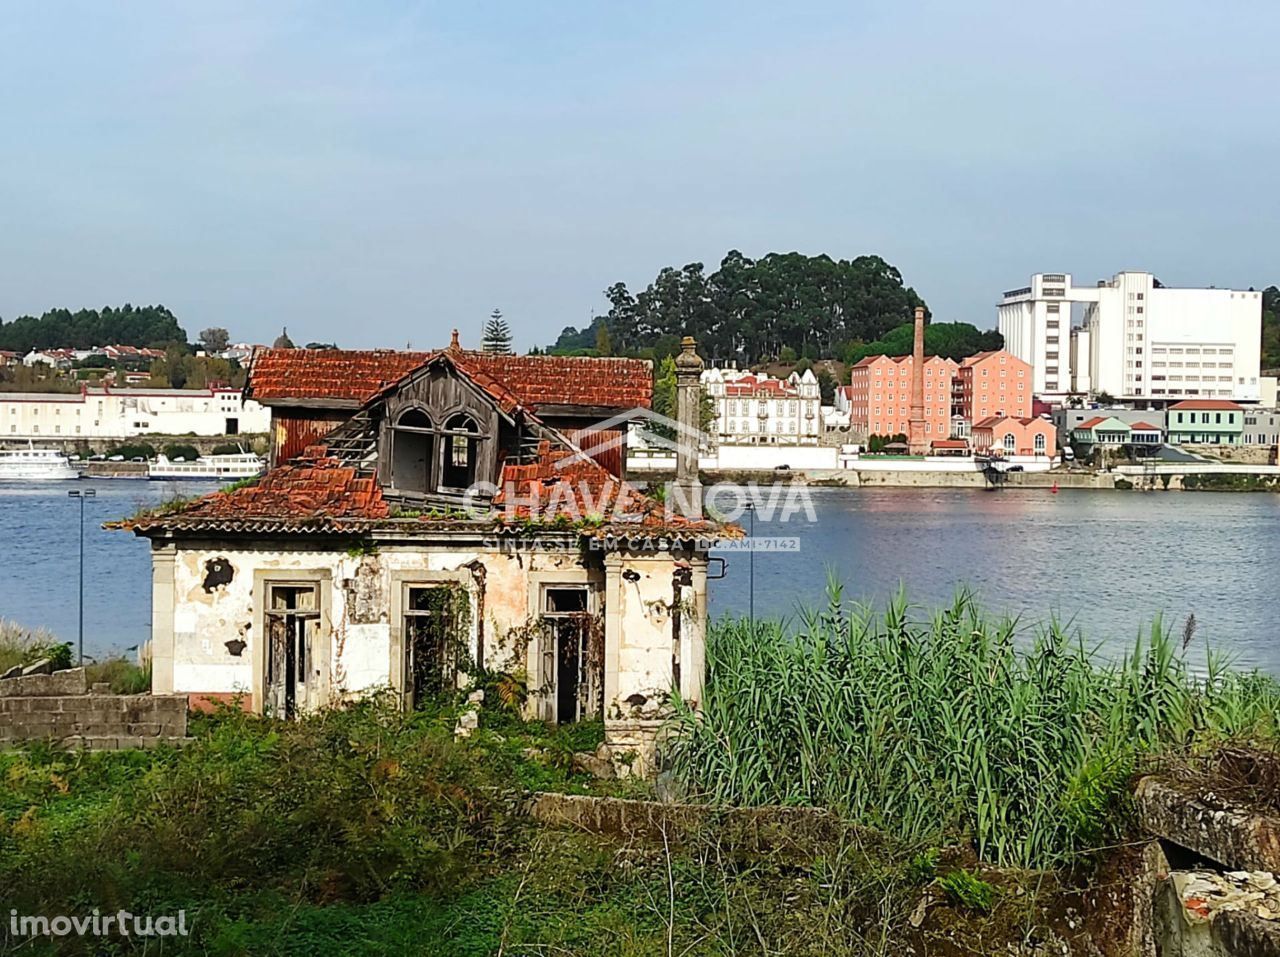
top-left (1136, 777), bottom-right (1280, 873)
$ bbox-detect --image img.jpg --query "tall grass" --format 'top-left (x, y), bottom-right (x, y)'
top-left (667, 586), bottom-right (1280, 869)
top-left (0, 619), bottom-right (71, 673)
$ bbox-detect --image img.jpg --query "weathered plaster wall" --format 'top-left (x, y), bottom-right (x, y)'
top-left (156, 539), bottom-right (700, 721)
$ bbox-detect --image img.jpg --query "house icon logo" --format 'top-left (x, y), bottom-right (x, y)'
top-left (556, 408), bottom-right (709, 470)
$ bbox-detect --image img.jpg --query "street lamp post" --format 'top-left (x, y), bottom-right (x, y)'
top-left (744, 502), bottom-right (755, 626)
top-left (68, 488), bottom-right (96, 666)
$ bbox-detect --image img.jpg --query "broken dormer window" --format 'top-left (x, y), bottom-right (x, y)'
top-left (440, 414), bottom-right (480, 491)
top-left (391, 408), bottom-right (434, 495)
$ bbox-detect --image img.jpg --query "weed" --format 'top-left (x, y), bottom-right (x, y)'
top-left (940, 869), bottom-right (996, 913)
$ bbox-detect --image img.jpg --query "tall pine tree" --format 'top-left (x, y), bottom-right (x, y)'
top-left (481, 308), bottom-right (513, 354)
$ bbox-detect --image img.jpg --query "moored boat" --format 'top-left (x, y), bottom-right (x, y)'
top-left (147, 450), bottom-right (265, 482)
top-left (0, 443), bottom-right (80, 481)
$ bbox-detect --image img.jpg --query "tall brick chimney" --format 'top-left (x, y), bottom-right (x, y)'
top-left (908, 306), bottom-right (928, 456)
top-left (672, 336), bottom-right (704, 519)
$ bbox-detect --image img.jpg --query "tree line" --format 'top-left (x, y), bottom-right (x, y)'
top-left (0, 305), bottom-right (186, 353)
top-left (552, 251), bottom-right (930, 364)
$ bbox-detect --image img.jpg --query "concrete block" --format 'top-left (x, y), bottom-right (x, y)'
top-left (0, 668), bottom-right (86, 697)
top-left (1136, 777), bottom-right (1280, 872)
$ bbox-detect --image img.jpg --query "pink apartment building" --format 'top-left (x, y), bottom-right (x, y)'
top-left (953, 350), bottom-right (1032, 423)
top-left (849, 354), bottom-right (957, 440)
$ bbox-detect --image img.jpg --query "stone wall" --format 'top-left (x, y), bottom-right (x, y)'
top-left (0, 668), bottom-right (188, 750)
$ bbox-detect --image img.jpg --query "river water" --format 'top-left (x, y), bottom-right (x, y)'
top-left (1, 481), bottom-right (1278, 669)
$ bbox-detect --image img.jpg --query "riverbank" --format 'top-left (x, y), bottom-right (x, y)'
top-left (659, 466), bottom-right (1280, 490)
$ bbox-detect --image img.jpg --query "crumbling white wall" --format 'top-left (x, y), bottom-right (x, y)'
top-left (154, 539), bottom-right (698, 718)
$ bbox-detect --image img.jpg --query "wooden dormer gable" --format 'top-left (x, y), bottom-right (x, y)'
top-left (374, 357), bottom-right (515, 505)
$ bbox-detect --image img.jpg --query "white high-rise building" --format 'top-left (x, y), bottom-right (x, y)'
top-left (997, 272), bottom-right (1262, 402)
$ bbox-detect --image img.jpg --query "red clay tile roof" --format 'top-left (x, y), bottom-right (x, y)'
top-left (1129, 421), bottom-right (1161, 431)
top-left (247, 347), bottom-right (653, 410)
top-left (974, 415), bottom-right (1049, 429)
top-left (120, 443), bottom-right (730, 539)
top-left (1076, 416), bottom-right (1107, 429)
top-left (1168, 399), bottom-right (1243, 411)
top-left (125, 447), bottom-right (390, 529)
top-left (930, 439), bottom-right (968, 449)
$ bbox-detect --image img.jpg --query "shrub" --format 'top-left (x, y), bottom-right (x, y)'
top-left (84, 657), bottom-right (151, 694)
top-left (211, 442), bottom-right (243, 455)
top-left (107, 442), bottom-right (156, 460)
top-left (162, 443), bottom-right (200, 461)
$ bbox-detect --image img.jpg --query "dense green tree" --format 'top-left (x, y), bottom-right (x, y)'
top-left (552, 251), bottom-right (927, 364)
top-left (815, 368), bottom-right (837, 405)
top-left (845, 321), bottom-right (1003, 364)
top-left (0, 304), bottom-right (186, 353)
top-left (481, 309), bottom-right (514, 354)
top-left (199, 327), bottom-right (230, 353)
top-left (1262, 286), bottom-right (1279, 370)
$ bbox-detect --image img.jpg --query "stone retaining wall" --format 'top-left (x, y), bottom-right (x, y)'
top-left (0, 668), bottom-right (188, 750)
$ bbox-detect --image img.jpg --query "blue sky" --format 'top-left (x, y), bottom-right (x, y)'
top-left (1, 1), bottom-right (1276, 351)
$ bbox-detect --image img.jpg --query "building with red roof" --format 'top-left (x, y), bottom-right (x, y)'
top-left (1167, 399), bottom-right (1245, 445)
top-left (971, 415), bottom-right (1056, 458)
top-left (247, 334), bottom-right (653, 469)
top-left (118, 335), bottom-right (732, 774)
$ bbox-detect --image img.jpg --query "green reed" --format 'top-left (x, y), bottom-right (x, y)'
top-left (666, 585), bottom-right (1280, 869)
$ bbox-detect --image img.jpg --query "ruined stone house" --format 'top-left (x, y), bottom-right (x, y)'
top-left (116, 337), bottom-right (732, 763)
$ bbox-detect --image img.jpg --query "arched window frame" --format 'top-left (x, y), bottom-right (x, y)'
top-left (390, 407), bottom-right (436, 495)
top-left (438, 411), bottom-right (482, 492)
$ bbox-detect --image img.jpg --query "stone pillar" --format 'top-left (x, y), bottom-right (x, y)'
top-left (149, 542), bottom-right (177, 694)
top-left (603, 553), bottom-right (623, 712)
top-left (672, 336), bottom-right (704, 519)
top-left (680, 555), bottom-right (708, 708)
top-left (908, 306), bottom-right (928, 455)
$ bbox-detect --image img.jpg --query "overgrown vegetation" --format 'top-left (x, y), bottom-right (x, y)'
top-left (0, 619), bottom-right (149, 692)
top-left (5, 594), bottom-right (1280, 952)
top-left (0, 691), bottom-right (1134, 955)
top-left (0, 620), bottom-right (71, 673)
top-left (667, 587), bottom-right (1280, 868)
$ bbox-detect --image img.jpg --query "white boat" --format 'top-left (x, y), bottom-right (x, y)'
top-left (148, 451), bottom-right (265, 481)
top-left (0, 443), bottom-right (81, 481)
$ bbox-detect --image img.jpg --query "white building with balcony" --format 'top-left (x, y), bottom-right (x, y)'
top-left (997, 271), bottom-right (1262, 403)
top-left (700, 368), bottom-right (821, 445)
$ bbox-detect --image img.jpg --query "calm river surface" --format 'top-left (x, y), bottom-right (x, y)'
top-left (2, 481), bottom-right (1278, 669)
